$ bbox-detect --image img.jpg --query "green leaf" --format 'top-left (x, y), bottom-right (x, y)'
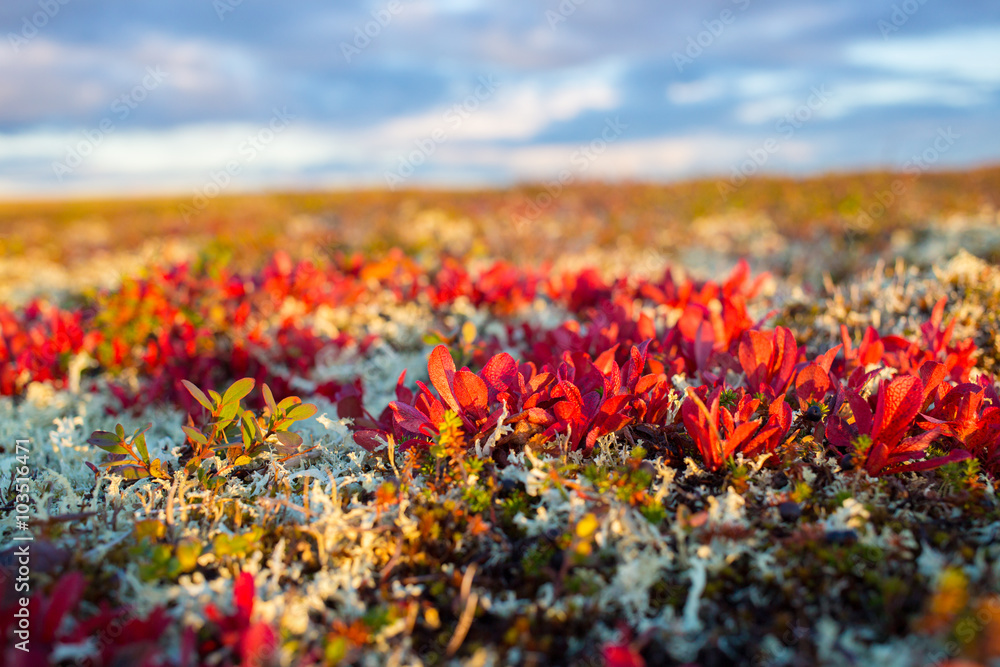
top-left (273, 431), bottom-right (302, 451)
top-left (176, 539), bottom-right (202, 572)
top-left (422, 332), bottom-right (445, 346)
top-left (89, 431), bottom-right (129, 456)
top-left (181, 380), bottom-right (214, 411)
top-left (242, 410), bottom-right (260, 440)
top-left (222, 378), bottom-right (255, 409)
top-left (122, 466), bottom-right (150, 480)
top-left (134, 433), bottom-right (149, 462)
top-left (276, 396), bottom-right (301, 413)
top-left (105, 461), bottom-right (150, 479)
top-left (284, 403), bottom-right (318, 423)
top-left (88, 430), bottom-right (122, 446)
top-left (181, 426), bottom-right (209, 445)
top-left (115, 424), bottom-right (126, 440)
top-left (218, 401), bottom-right (241, 424)
top-left (105, 459), bottom-right (141, 468)
top-left (208, 389), bottom-right (222, 405)
top-left (262, 383), bottom-right (277, 414)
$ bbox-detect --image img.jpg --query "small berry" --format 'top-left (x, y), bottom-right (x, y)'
top-left (825, 529), bottom-right (858, 545)
top-left (778, 501), bottom-right (802, 522)
top-left (497, 478), bottom-right (519, 498)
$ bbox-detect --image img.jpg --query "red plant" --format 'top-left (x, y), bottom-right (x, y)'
top-left (738, 326), bottom-right (800, 400)
top-left (826, 374), bottom-right (970, 475)
top-left (603, 642), bottom-right (646, 667)
top-left (918, 377), bottom-right (1000, 476)
top-left (681, 386), bottom-right (792, 471)
top-left (200, 572), bottom-right (277, 667)
top-left (0, 572), bottom-right (169, 667)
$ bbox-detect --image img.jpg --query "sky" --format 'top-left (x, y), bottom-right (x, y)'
top-left (1, 0), bottom-right (998, 198)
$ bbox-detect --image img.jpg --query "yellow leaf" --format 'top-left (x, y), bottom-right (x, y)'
top-left (234, 455), bottom-right (252, 467)
top-left (461, 320), bottom-right (477, 344)
top-left (576, 513), bottom-right (599, 539)
top-left (135, 519), bottom-right (166, 542)
top-left (148, 459), bottom-right (169, 479)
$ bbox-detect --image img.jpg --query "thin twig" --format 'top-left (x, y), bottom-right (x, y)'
top-left (446, 564), bottom-right (478, 656)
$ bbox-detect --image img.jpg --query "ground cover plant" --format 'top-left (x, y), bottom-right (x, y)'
top-left (2, 176), bottom-right (1000, 666)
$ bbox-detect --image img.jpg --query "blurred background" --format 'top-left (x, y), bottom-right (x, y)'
top-left (1, 0), bottom-right (999, 197)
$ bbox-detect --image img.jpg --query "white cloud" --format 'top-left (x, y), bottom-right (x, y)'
top-left (733, 95), bottom-right (802, 125)
top-left (373, 76), bottom-right (620, 144)
top-left (845, 28), bottom-right (1000, 85)
top-left (0, 37), bottom-right (265, 125)
top-left (821, 79), bottom-right (987, 118)
top-left (427, 133), bottom-right (819, 180)
top-left (667, 78), bottom-right (726, 105)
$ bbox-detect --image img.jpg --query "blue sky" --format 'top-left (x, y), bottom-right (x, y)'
top-left (1, 0), bottom-right (998, 197)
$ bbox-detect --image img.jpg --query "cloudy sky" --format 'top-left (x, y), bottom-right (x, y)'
top-left (1, 0), bottom-right (998, 197)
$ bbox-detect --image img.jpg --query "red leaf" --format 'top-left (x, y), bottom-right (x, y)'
top-left (353, 430), bottom-right (388, 451)
top-left (336, 395), bottom-right (365, 421)
top-left (233, 571), bottom-right (255, 623)
top-left (453, 370), bottom-right (489, 414)
top-left (872, 375), bottom-right (923, 447)
top-left (918, 361), bottom-right (948, 409)
top-left (637, 311), bottom-right (656, 340)
top-left (901, 447), bottom-right (971, 473)
top-left (594, 344), bottom-right (620, 375)
top-left (677, 304), bottom-right (708, 341)
top-left (846, 389), bottom-right (874, 437)
top-left (858, 327), bottom-right (885, 366)
top-left (241, 623), bottom-right (277, 667)
top-left (481, 352), bottom-right (517, 395)
top-left (427, 345), bottom-right (460, 414)
top-left (41, 572), bottom-right (86, 643)
top-left (394, 369), bottom-right (413, 403)
top-left (795, 363), bottom-right (832, 409)
top-left (603, 643), bottom-right (645, 667)
top-left (635, 373), bottom-right (663, 394)
top-left (814, 344), bottom-right (842, 374)
top-left (624, 341), bottom-right (650, 389)
top-left (771, 326), bottom-right (799, 392)
top-left (390, 401), bottom-right (434, 434)
top-left (605, 360), bottom-right (622, 397)
top-left (865, 441), bottom-right (890, 475)
top-left (739, 329), bottom-right (772, 389)
top-left (726, 420), bottom-right (761, 459)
